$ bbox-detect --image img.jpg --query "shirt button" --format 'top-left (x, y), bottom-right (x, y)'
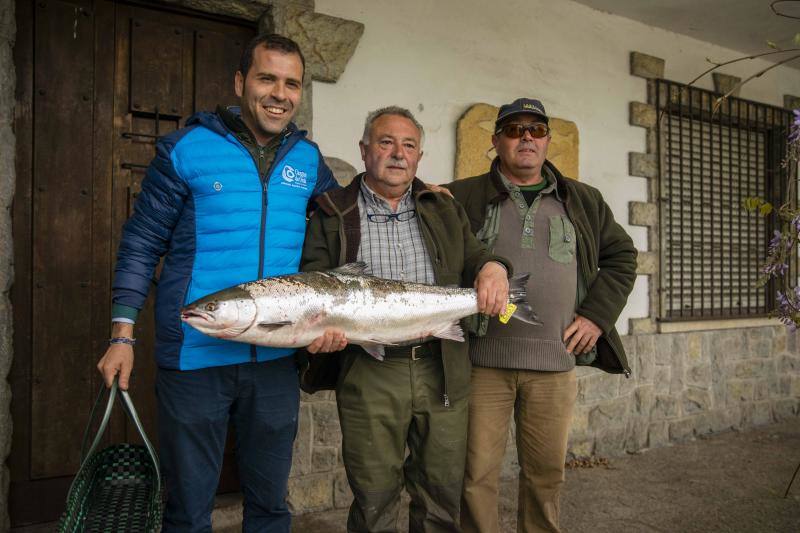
top-left (524, 228), bottom-right (532, 234)
top-left (565, 235), bottom-right (572, 242)
top-left (518, 203), bottom-right (526, 209)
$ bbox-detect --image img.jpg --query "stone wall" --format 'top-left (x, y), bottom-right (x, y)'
top-left (0, 0), bottom-right (14, 529)
top-left (285, 325), bottom-right (800, 511)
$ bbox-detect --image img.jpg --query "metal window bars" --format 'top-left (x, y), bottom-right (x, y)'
top-left (655, 79), bottom-right (796, 321)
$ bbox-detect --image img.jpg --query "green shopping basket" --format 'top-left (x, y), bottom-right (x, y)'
top-left (58, 377), bottom-right (163, 532)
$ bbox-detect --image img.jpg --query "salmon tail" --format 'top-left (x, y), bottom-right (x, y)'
top-left (508, 274), bottom-right (542, 326)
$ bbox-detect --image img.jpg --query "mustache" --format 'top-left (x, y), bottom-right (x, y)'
top-left (384, 157), bottom-right (408, 168)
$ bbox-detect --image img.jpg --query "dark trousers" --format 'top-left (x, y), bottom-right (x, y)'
top-left (156, 356), bottom-right (300, 533)
top-left (337, 352), bottom-right (468, 533)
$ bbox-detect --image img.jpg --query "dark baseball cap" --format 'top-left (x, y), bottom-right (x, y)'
top-left (495, 98), bottom-right (549, 127)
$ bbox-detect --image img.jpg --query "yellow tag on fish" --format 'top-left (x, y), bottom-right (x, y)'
top-left (498, 303), bottom-right (517, 324)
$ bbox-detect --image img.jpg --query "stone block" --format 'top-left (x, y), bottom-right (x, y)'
top-left (791, 376), bottom-right (800, 397)
top-left (727, 380), bottom-right (755, 402)
top-left (708, 408), bottom-right (740, 432)
top-left (637, 347), bottom-right (656, 384)
top-left (291, 403), bottom-right (314, 476)
top-left (333, 471), bottom-right (353, 509)
top-left (634, 386), bottom-right (654, 416)
top-left (594, 426), bottom-right (628, 457)
top-left (682, 388), bottom-right (711, 414)
top-left (669, 417), bottom-right (696, 442)
top-left (741, 401), bottom-right (773, 427)
top-left (569, 404), bottom-right (590, 438)
top-left (734, 359), bottom-right (774, 379)
top-left (628, 202), bottom-right (658, 226)
top-left (625, 418), bottom-right (649, 452)
top-left (686, 364), bottom-right (711, 388)
top-left (588, 397), bottom-right (633, 430)
top-left (287, 473), bottom-right (333, 512)
top-left (754, 379), bottom-right (770, 401)
top-left (648, 421), bottom-right (669, 448)
top-left (324, 156), bottom-right (357, 187)
top-left (312, 402), bottom-right (342, 447)
top-left (629, 101), bottom-right (657, 128)
top-left (630, 318), bottom-right (657, 335)
top-left (747, 327), bottom-right (774, 358)
top-left (630, 51), bottom-right (665, 79)
top-left (629, 152), bottom-right (657, 179)
top-left (779, 355), bottom-right (800, 374)
top-left (687, 333), bottom-right (703, 364)
top-left (772, 398), bottom-right (799, 421)
top-left (784, 94), bottom-right (800, 110)
top-left (312, 446), bottom-right (338, 472)
top-left (778, 376), bottom-right (792, 396)
top-left (712, 72), bottom-right (741, 96)
top-left (670, 348), bottom-right (686, 395)
top-left (709, 329), bottom-right (747, 361)
top-left (566, 439), bottom-right (594, 460)
top-left (774, 327), bottom-right (788, 354)
top-left (635, 251), bottom-right (657, 275)
top-left (621, 334), bottom-right (637, 360)
top-left (576, 369), bottom-right (620, 403)
top-left (654, 366), bottom-right (670, 395)
top-left (652, 395), bottom-right (680, 419)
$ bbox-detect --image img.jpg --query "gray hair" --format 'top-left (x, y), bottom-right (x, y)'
top-left (361, 106), bottom-right (425, 148)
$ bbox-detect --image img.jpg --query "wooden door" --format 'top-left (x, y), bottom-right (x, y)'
top-left (10, 0), bottom-right (255, 525)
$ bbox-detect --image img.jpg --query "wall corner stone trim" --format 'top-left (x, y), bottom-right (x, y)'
top-left (636, 251), bottom-right (657, 275)
top-left (629, 201), bottom-right (658, 227)
top-left (629, 152), bottom-right (657, 178)
top-left (712, 72), bottom-right (741, 96)
top-left (630, 101), bottom-right (657, 128)
top-left (630, 318), bottom-right (657, 335)
top-left (630, 51), bottom-right (665, 79)
top-left (784, 94), bottom-right (800, 110)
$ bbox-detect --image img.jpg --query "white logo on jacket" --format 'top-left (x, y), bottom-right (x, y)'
top-left (281, 165), bottom-right (308, 189)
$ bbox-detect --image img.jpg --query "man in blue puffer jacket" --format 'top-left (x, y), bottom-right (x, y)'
top-left (96, 34), bottom-right (344, 532)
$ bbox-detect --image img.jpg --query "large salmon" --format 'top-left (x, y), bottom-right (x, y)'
top-left (181, 262), bottom-right (540, 359)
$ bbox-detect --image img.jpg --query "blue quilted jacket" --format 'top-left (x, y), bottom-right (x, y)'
top-left (112, 109), bottom-right (337, 370)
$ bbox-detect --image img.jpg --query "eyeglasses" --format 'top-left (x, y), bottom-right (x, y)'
top-left (495, 123), bottom-right (550, 139)
top-left (367, 209), bottom-right (417, 223)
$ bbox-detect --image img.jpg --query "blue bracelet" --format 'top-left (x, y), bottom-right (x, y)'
top-left (109, 337), bottom-right (136, 346)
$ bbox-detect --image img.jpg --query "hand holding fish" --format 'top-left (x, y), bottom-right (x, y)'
top-left (474, 261), bottom-right (509, 316)
top-left (307, 327), bottom-right (348, 354)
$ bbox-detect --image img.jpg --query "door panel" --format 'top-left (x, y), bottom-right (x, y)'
top-left (11, 0), bottom-right (256, 525)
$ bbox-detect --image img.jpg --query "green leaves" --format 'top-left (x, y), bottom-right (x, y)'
top-left (794, 33), bottom-right (800, 46)
top-left (743, 196), bottom-right (773, 215)
top-left (767, 40), bottom-right (780, 49)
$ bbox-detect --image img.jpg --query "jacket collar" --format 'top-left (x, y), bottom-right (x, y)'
top-left (316, 173), bottom-right (433, 216)
top-left (488, 158), bottom-right (569, 201)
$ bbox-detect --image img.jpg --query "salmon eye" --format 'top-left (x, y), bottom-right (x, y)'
top-left (205, 302), bottom-right (217, 312)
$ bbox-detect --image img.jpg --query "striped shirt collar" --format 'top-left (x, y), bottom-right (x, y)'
top-left (359, 176), bottom-right (414, 212)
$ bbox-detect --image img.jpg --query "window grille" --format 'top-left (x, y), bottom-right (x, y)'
top-left (656, 80), bottom-right (796, 320)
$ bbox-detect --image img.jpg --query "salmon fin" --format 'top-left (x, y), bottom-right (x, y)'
top-left (332, 262), bottom-right (368, 275)
top-left (359, 342), bottom-right (385, 361)
top-left (433, 322), bottom-right (465, 342)
top-left (507, 273), bottom-right (543, 326)
top-left (257, 321), bottom-right (293, 332)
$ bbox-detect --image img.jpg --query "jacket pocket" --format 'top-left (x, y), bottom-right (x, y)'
top-left (548, 215), bottom-right (576, 263)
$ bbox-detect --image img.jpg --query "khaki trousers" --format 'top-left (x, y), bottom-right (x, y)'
top-left (461, 367), bottom-right (577, 533)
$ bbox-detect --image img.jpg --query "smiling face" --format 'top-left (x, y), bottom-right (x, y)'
top-left (235, 46), bottom-right (304, 145)
top-left (359, 114), bottom-right (423, 198)
top-left (492, 113), bottom-right (551, 185)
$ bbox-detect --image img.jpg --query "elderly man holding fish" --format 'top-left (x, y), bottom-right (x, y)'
top-left (299, 106), bottom-right (513, 533)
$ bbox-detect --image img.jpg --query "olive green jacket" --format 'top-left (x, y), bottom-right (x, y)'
top-left (299, 174), bottom-right (511, 402)
top-left (446, 159), bottom-right (637, 375)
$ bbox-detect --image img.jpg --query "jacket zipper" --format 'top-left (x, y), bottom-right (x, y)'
top-left (417, 207), bottom-right (449, 405)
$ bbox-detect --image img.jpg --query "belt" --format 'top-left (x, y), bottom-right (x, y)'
top-left (383, 340), bottom-right (442, 360)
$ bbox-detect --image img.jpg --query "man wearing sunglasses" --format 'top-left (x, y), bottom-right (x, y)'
top-left (300, 106), bottom-right (512, 532)
top-left (447, 98), bottom-right (637, 532)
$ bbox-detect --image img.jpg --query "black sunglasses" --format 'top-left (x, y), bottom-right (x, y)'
top-left (495, 123), bottom-right (550, 139)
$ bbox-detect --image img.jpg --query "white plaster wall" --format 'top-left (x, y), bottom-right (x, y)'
top-left (312, 0), bottom-right (800, 334)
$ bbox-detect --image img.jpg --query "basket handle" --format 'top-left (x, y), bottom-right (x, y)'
top-left (77, 377), bottom-right (161, 489)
